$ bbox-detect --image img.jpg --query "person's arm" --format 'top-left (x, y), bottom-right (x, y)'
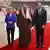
top-left (12, 14), bottom-right (16, 23)
top-left (5, 16), bottom-right (8, 23)
top-left (44, 10), bottom-right (47, 25)
top-left (17, 14), bottom-right (20, 27)
top-left (32, 9), bottom-right (37, 26)
top-left (42, 9), bottom-right (47, 28)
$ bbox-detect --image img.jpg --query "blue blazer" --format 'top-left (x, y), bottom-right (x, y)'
top-left (5, 13), bottom-right (16, 28)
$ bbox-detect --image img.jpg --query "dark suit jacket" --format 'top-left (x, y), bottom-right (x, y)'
top-left (32, 7), bottom-right (47, 27)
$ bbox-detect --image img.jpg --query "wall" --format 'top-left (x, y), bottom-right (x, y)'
top-left (12, 0), bottom-right (37, 2)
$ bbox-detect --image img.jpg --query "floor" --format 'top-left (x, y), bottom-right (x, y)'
top-left (0, 23), bottom-right (50, 50)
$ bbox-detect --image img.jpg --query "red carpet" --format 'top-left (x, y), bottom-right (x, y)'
top-left (0, 23), bottom-right (50, 50)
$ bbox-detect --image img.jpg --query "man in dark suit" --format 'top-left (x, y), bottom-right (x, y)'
top-left (32, 3), bottom-right (47, 48)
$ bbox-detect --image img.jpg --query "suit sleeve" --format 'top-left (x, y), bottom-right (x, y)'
top-left (5, 15), bottom-right (8, 23)
top-left (13, 14), bottom-right (16, 23)
top-left (43, 10), bottom-right (47, 25)
top-left (32, 9), bottom-right (37, 26)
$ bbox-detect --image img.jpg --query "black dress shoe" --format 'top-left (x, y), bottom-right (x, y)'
top-left (41, 45), bottom-right (44, 48)
top-left (36, 45), bottom-right (40, 48)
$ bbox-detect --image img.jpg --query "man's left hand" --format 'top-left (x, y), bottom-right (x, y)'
top-left (42, 25), bottom-right (46, 28)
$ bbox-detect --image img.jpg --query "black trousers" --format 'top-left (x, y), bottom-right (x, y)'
top-left (36, 26), bottom-right (44, 46)
top-left (6, 28), bottom-right (15, 45)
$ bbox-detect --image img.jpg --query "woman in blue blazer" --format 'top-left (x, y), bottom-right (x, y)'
top-left (5, 9), bottom-right (16, 46)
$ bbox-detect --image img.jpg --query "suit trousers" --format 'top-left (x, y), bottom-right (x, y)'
top-left (36, 25), bottom-right (44, 46)
top-left (6, 28), bottom-right (15, 46)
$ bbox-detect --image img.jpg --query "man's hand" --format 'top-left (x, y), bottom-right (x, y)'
top-left (42, 25), bottom-right (46, 28)
top-left (31, 26), bottom-right (35, 30)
